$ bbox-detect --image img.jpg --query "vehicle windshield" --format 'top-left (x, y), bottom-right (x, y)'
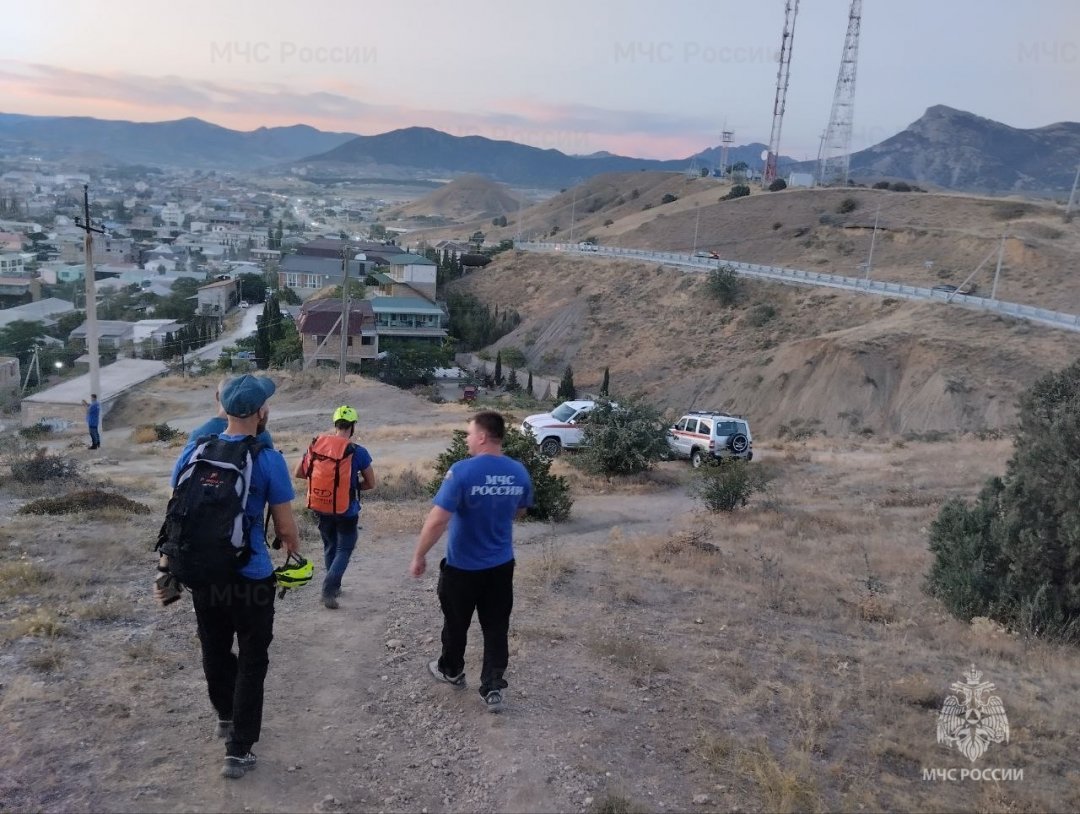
top-left (551, 403), bottom-right (577, 422)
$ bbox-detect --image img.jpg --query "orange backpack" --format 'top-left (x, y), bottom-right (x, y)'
top-left (303, 435), bottom-right (357, 515)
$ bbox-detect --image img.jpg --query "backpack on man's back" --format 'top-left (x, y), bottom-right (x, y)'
top-left (302, 435), bottom-right (357, 516)
top-left (156, 435), bottom-right (265, 589)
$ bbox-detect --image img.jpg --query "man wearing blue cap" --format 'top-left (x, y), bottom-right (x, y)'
top-left (157, 374), bottom-right (300, 779)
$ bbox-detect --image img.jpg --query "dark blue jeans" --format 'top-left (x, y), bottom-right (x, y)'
top-left (316, 513), bottom-right (359, 597)
top-left (436, 558), bottom-right (515, 696)
top-left (191, 578), bottom-right (276, 757)
top-left (88, 424), bottom-right (100, 447)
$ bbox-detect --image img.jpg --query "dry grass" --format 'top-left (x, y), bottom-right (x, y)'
top-left (75, 595), bottom-right (131, 623)
top-left (17, 489), bottom-right (152, 516)
top-left (735, 740), bottom-right (822, 814)
top-left (518, 536), bottom-right (575, 591)
top-left (27, 644), bottom-right (66, 673)
top-left (6, 608), bottom-right (68, 640)
top-left (366, 467), bottom-right (429, 502)
top-left (0, 561), bottom-right (54, 599)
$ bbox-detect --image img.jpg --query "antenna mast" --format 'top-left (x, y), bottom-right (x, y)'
top-left (763, 0), bottom-right (800, 186)
top-left (719, 125), bottom-right (734, 178)
top-left (74, 185), bottom-right (105, 401)
top-left (818, 0), bottom-right (863, 187)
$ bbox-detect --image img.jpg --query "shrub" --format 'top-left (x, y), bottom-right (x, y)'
top-left (18, 422), bottom-right (52, 440)
top-left (926, 359), bottom-right (1080, 638)
top-left (18, 489), bottom-right (152, 515)
top-left (603, 219), bottom-right (614, 227)
top-left (660, 193), bottom-right (679, 204)
top-left (707, 265), bottom-right (742, 307)
top-left (768, 179), bottom-right (787, 192)
top-left (692, 459), bottom-right (768, 512)
top-left (772, 221), bottom-right (783, 230)
top-left (746, 304), bottom-right (777, 327)
top-left (501, 347), bottom-right (527, 369)
top-left (574, 398), bottom-right (669, 477)
top-left (133, 422), bottom-right (182, 444)
top-left (890, 182), bottom-right (912, 192)
top-left (722, 185), bottom-right (750, 201)
top-left (872, 181), bottom-right (891, 190)
top-left (837, 197), bottom-right (859, 214)
top-left (428, 427), bottom-right (573, 522)
top-left (368, 468), bottom-right (428, 502)
top-left (10, 448), bottom-right (79, 483)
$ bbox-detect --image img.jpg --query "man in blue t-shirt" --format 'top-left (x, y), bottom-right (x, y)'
top-left (294, 405), bottom-right (376, 609)
top-left (81, 394), bottom-right (100, 449)
top-left (157, 374), bottom-right (300, 780)
top-left (410, 411), bottom-right (533, 713)
top-left (186, 376), bottom-right (274, 447)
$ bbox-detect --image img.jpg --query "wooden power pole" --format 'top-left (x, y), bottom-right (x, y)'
top-left (74, 185), bottom-right (105, 407)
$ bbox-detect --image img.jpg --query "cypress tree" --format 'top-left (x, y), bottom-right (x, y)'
top-left (600, 366), bottom-right (610, 397)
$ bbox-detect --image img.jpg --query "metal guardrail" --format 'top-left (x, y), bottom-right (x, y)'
top-left (518, 242), bottom-right (1080, 334)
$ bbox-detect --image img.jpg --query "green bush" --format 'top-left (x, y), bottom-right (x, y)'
top-left (926, 359), bottom-right (1080, 638)
top-left (18, 422), bottom-right (52, 440)
top-left (501, 347), bottom-right (527, 369)
top-left (574, 398), bottom-right (669, 477)
top-left (692, 459), bottom-right (767, 512)
top-left (428, 427), bottom-right (573, 522)
top-left (837, 197), bottom-right (859, 214)
top-left (768, 179), bottom-right (787, 192)
top-left (153, 422), bottom-right (182, 442)
top-left (722, 185), bottom-right (750, 201)
top-left (872, 181), bottom-right (891, 190)
top-left (746, 304), bottom-right (777, 327)
top-left (660, 193), bottom-right (679, 204)
top-left (707, 265), bottom-right (742, 307)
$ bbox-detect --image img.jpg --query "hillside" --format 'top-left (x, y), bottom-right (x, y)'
top-left (452, 251), bottom-right (1080, 437)
top-left (384, 175), bottom-right (525, 223)
top-left (409, 176), bottom-right (1080, 313)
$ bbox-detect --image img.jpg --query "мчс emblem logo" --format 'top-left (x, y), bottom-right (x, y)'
top-left (936, 664), bottom-right (1010, 762)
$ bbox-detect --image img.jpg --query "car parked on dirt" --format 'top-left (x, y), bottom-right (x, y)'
top-left (522, 399), bottom-right (598, 457)
top-left (667, 411), bottom-right (753, 466)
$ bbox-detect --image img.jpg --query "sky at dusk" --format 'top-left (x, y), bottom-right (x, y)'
top-left (1, 0), bottom-right (1077, 160)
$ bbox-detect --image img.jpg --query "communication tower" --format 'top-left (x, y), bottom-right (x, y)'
top-left (818, 0), bottom-right (863, 186)
top-left (763, 0), bottom-right (800, 185)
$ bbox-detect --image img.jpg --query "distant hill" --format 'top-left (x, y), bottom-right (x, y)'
top-left (387, 175), bottom-right (525, 221)
top-left (794, 106), bottom-right (1080, 197)
top-left (0, 113), bottom-right (356, 169)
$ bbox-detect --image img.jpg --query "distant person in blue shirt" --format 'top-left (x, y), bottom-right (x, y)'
top-left (187, 377), bottom-right (274, 447)
top-left (81, 393), bottom-right (101, 449)
top-left (410, 411), bottom-right (533, 713)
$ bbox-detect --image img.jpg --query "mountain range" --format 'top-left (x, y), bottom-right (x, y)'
top-left (0, 106), bottom-right (1076, 195)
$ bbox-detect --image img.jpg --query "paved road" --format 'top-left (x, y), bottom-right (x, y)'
top-left (189, 303), bottom-right (264, 361)
top-left (518, 242), bottom-right (1080, 334)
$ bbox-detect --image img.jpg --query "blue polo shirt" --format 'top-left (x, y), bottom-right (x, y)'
top-left (86, 401), bottom-right (100, 427)
top-left (433, 454), bottom-right (533, 570)
top-left (171, 433), bottom-right (294, 580)
top-left (188, 417), bottom-right (274, 448)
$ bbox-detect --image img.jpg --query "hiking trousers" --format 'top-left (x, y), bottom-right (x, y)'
top-left (316, 513), bottom-right (359, 597)
top-left (436, 558), bottom-right (514, 696)
top-left (191, 578), bottom-right (276, 757)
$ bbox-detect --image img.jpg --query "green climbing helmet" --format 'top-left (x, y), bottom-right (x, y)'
top-left (332, 405), bottom-right (358, 424)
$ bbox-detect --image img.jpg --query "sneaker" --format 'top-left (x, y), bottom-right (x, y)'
top-left (221, 752), bottom-right (257, 779)
top-left (428, 659), bottom-right (465, 687)
top-left (322, 594), bottom-right (339, 609)
top-left (214, 719), bottom-right (231, 738)
top-left (483, 689), bottom-right (505, 713)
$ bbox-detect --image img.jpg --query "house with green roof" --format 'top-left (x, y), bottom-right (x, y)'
top-left (368, 296), bottom-right (447, 342)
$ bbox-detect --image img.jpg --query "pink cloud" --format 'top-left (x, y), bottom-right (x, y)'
top-left (0, 61), bottom-right (720, 158)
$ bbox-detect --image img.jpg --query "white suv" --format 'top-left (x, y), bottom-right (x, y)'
top-left (521, 399), bottom-right (597, 457)
top-left (667, 411), bottom-right (753, 467)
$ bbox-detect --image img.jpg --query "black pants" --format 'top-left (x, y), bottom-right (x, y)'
top-left (191, 578), bottom-right (276, 756)
top-left (436, 558), bottom-right (514, 696)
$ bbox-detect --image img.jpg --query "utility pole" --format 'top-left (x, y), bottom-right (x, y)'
top-left (74, 185), bottom-right (105, 407)
top-left (20, 347), bottom-right (41, 394)
top-left (991, 233), bottom-right (1006, 301)
top-left (692, 204), bottom-right (702, 254)
top-left (864, 203), bottom-right (880, 286)
top-left (569, 189), bottom-right (577, 245)
top-left (338, 247), bottom-right (352, 383)
top-left (1067, 163), bottom-right (1080, 218)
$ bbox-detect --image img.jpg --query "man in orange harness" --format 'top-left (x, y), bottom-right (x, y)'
top-left (294, 405), bottom-right (376, 608)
